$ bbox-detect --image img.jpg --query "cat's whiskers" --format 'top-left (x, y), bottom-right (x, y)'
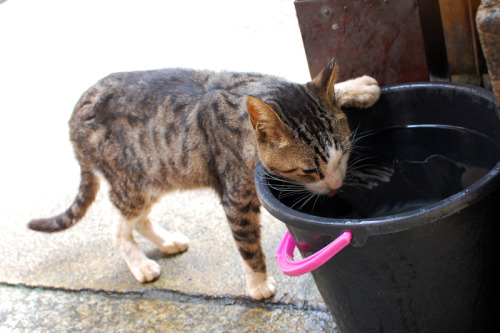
top-left (290, 190), bottom-right (319, 211)
top-left (259, 168), bottom-right (309, 199)
top-left (344, 152), bottom-right (394, 189)
top-left (260, 168), bottom-right (323, 207)
top-left (346, 156), bottom-right (377, 172)
top-left (340, 126), bottom-right (359, 152)
top-left (342, 128), bottom-right (390, 188)
top-left (346, 129), bottom-right (380, 152)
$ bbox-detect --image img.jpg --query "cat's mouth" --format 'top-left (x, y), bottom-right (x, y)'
top-left (327, 189), bottom-right (337, 197)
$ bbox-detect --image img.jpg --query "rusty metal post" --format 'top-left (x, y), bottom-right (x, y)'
top-left (294, 0), bottom-right (433, 85)
top-left (477, 0), bottom-right (500, 107)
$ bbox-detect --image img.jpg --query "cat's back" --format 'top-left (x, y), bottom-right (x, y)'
top-left (70, 68), bottom-right (277, 124)
top-left (74, 68), bottom-right (212, 117)
top-left (100, 68), bottom-right (214, 99)
top-left (68, 67), bottom-right (280, 161)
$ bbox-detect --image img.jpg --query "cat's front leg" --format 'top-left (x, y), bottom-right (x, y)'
top-left (222, 190), bottom-right (276, 300)
top-left (241, 260), bottom-right (276, 300)
top-left (334, 75), bottom-right (381, 108)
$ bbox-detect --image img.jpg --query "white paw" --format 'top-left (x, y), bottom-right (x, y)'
top-left (248, 276), bottom-right (277, 300)
top-left (130, 258), bottom-right (161, 283)
top-left (158, 231), bottom-right (190, 254)
top-left (335, 75), bottom-right (381, 108)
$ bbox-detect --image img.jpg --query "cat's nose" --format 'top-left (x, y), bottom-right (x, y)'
top-left (324, 171), bottom-right (343, 192)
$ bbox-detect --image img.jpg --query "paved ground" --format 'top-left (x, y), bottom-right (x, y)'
top-left (1, 189), bottom-right (336, 332)
top-left (0, 0), bottom-right (337, 331)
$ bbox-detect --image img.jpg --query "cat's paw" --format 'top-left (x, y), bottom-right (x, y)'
top-left (130, 258), bottom-right (161, 283)
top-left (248, 275), bottom-right (277, 300)
top-left (335, 75), bottom-right (381, 109)
top-left (158, 231), bottom-right (190, 254)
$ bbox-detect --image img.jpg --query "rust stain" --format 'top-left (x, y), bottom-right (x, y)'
top-left (295, 0), bottom-right (429, 85)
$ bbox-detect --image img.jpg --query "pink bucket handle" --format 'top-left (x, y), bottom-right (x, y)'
top-left (275, 230), bottom-right (353, 276)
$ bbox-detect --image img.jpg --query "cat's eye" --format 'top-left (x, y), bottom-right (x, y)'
top-left (298, 173), bottom-right (317, 181)
top-left (300, 168), bottom-right (324, 180)
top-left (270, 167), bottom-right (297, 174)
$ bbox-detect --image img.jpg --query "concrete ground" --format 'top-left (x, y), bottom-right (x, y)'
top-left (0, 0), bottom-right (337, 331)
top-left (0, 190), bottom-right (336, 332)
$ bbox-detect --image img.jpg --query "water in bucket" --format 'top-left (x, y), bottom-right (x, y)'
top-left (271, 125), bottom-right (500, 219)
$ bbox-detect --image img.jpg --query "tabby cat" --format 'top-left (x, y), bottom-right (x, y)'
top-left (28, 58), bottom-right (380, 300)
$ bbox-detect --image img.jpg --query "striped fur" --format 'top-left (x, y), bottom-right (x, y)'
top-left (28, 171), bottom-right (99, 232)
top-left (27, 58), bottom-right (379, 299)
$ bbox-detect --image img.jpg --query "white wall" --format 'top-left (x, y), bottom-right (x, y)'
top-left (0, 0), bottom-right (310, 206)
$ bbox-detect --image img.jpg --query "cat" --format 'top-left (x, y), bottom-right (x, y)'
top-left (28, 58), bottom-right (380, 300)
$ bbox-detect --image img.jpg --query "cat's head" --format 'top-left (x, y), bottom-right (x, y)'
top-left (247, 58), bottom-right (350, 196)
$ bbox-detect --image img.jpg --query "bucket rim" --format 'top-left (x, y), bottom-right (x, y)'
top-left (255, 82), bottom-right (500, 247)
top-left (374, 81), bottom-right (496, 101)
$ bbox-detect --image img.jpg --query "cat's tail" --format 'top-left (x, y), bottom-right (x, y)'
top-left (28, 170), bottom-right (100, 232)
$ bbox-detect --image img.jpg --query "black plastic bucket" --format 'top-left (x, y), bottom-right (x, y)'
top-left (255, 83), bottom-right (500, 332)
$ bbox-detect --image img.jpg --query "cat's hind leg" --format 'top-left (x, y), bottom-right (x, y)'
top-left (135, 217), bottom-right (190, 255)
top-left (334, 75), bottom-right (381, 108)
top-left (110, 195), bottom-right (188, 283)
top-left (110, 206), bottom-right (161, 283)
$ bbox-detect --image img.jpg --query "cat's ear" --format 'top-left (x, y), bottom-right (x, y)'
top-left (246, 96), bottom-right (291, 145)
top-left (306, 57), bottom-right (338, 107)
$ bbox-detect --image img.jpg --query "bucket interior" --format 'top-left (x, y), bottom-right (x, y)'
top-left (263, 83), bottom-right (500, 222)
top-left (271, 124), bottom-right (500, 219)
